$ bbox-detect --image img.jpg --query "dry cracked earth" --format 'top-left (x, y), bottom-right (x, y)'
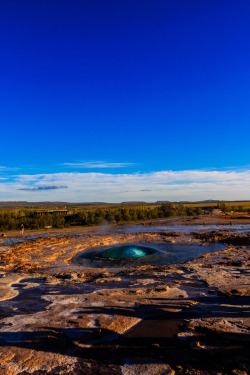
top-left (0, 227), bottom-right (249, 375)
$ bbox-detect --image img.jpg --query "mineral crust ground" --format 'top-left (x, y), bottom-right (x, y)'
top-left (0, 216), bottom-right (249, 375)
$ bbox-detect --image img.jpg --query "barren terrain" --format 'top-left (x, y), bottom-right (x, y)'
top-left (0, 215), bottom-right (249, 374)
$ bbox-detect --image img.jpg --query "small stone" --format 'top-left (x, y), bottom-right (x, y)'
top-left (193, 341), bottom-right (200, 347)
top-left (152, 343), bottom-right (160, 348)
top-left (231, 288), bottom-right (248, 296)
top-left (154, 286), bottom-right (169, 292)
top-left (94, 277), bottom-right (122, 283)
top-left (177, 332), bottom-right (195, 341)
top-left (231, 370), bottom-right (248, 375)
top-left (129, 289), bottom-right (145, 294)
top-left (54, 272), bottom-right (71, 280)
top-left (218, 289), bottom-right (232, 297)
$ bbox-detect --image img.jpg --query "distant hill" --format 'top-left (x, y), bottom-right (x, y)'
top-left (0, 201), bottom-right (107, 208)
top-left (202, 200), bottom-right (219, 203)
top-left (121, 201), bottom-right (146, 204)
top-left (0, 200), bottom-right (250, 210)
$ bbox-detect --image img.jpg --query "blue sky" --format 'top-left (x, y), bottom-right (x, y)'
top-left (0, 1), bottom-right (250, 202)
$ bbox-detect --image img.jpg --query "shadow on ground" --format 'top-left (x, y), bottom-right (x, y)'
top-left (0, 295), bottom-right (250, 373)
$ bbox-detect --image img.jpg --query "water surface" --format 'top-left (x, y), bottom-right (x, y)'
top-left (73, 241), bottom-right (225, 268)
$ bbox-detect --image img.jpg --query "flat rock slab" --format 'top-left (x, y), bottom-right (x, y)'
top-left (121, 361), bottom-right (175, 375)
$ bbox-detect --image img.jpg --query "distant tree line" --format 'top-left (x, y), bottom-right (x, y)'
top-left (0, 203), bottom-right (204, 231)
top-left (217, 201), bottom-right (250, 214)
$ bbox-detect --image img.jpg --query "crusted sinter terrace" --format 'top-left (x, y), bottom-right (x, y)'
top-left (0, 220), bottom-right (250, 375)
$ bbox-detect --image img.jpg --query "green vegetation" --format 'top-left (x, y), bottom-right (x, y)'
top-left (0, 203), bottom-right (203, 231)
top-left (0, 200), bottom-right (250, 231)
top-left (184, 201), bottom-right (250, 209)
top-left (218, 201), bottom-right (250, 214)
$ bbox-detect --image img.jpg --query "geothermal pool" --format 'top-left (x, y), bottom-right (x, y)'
top-left (95, 244), bottom-right (160, 259)
top-left (73, 241), bottom-right (224, 268)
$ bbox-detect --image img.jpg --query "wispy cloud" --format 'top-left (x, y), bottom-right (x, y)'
top-left (63, 161), bottom-right (135, 168)
top-left (0, 166), bottom-right (19, 171)
top-left (18, 185), bottom-right (68, 191)
top-left (125, 189), bottom-right (152, 192)
top-left (1, 168), bottom-right (250, 202)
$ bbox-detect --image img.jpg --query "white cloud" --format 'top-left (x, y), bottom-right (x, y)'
top-left (0, 166), bottom-right (19, 171)
top-left (18, 185), bottom-right (68, 191)
top-left (1, 168), bottom-right (250, 202)
top-left (63, 161), bottom-right (135, 168)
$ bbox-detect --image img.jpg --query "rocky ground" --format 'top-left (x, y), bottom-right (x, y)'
top-left (0, 223), bottom-right (249, 374)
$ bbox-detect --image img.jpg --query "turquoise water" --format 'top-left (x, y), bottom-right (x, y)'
top-left (95, 245), bottom-right (158, 259)
top-left (73, 241), bottom-right (225, 268)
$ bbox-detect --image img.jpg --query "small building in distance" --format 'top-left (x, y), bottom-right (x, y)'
top-left (34, 210), bottom-right (73, 216)
top-left (200, 207), bottom-right (222, 215)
